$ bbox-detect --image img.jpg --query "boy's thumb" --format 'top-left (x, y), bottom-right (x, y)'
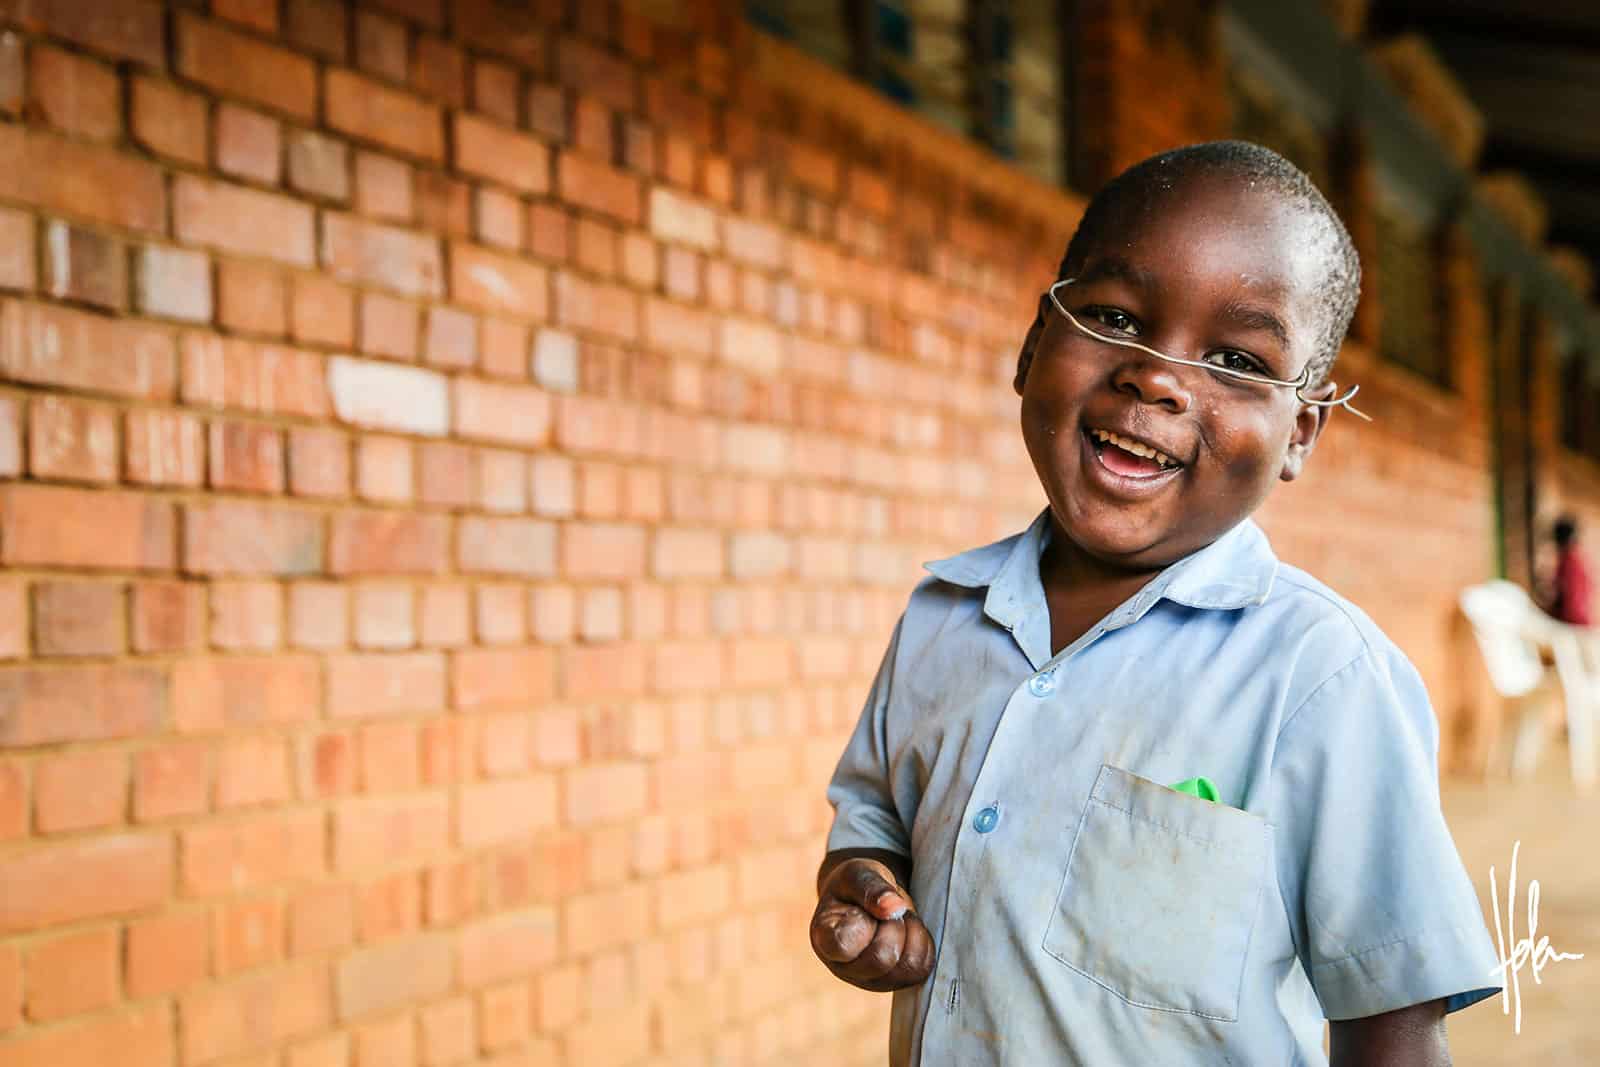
top-left (845, 862), bottom-right (910, 920)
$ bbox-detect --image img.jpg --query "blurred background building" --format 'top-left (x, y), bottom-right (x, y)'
top-left (0, 0), bottom-right (1595, 1064)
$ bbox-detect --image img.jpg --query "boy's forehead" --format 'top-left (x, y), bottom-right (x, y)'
top-left (1079, 181), bottom-right (1327, 323)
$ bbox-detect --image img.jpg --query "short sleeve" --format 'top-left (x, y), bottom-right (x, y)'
top-left (824, 614), bottom-right (911, 857)
top-left (1265, 648), bottom-right (1502, 1020)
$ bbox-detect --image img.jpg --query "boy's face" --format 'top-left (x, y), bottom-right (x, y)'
top-left (1014, 177), bottom-right (1336, 571)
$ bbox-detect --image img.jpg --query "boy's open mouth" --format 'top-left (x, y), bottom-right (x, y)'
top-left (1085, 427), bottom-right (1183, 478)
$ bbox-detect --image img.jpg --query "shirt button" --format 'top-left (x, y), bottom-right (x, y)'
top-left (972, 806), bottom-right (1000, 833)
top-left (1027, 670), bottom-right (1057, 698)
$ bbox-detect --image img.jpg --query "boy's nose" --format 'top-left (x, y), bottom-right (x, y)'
top-left (1110, 353), bottom-right (1192, 413)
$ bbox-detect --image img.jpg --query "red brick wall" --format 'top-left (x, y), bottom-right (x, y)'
top-left (0, 1), bottom-right (1537, 1064)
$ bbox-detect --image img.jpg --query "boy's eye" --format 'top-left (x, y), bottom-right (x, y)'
top-left (1086, 307), bottom-right (1138, 335)
top-left (1203, 349), bottom-right (1268, 376)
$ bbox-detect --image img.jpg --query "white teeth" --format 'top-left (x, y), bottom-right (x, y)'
top-left (1091, 429), bottom-right (1178, 469)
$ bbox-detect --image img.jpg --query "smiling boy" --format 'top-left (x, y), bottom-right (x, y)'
top-left (810, 142), bottom-right (1501, 1065)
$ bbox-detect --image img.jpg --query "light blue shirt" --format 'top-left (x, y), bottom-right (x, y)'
top-left (826, 508), bottom-right (1501, 1066)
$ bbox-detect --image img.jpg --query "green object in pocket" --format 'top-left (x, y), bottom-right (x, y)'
top-left (1169, 775), bottom-right (1219, 802)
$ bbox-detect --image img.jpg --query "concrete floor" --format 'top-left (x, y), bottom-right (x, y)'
top-left (1439, 747), bottom-right (1599, 1065)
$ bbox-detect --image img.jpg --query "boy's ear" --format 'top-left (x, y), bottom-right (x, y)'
top-left (1280, 379), bottom-right (1336, 482)
top-left (1013, 296), bottom-right (1050, 395)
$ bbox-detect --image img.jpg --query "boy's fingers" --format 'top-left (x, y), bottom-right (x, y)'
top-left (834, 911), bottom-right (906, 984)
top-left (890, 914), bottom-right (935, 983)
top-left (810, 902), bottom-right (876, 963)
top-left (836, 860), bottom-right (911, 921)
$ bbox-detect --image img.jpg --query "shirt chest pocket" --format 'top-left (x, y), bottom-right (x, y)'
top-left (1043, 763), bottom-right (1271, 1022)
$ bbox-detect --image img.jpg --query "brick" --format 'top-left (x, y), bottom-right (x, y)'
top-left (528, 200), bottom-right (570, 264)
top-left (1, 299), bottom-right (176, 399)
top-left (559, 152), bottom-right (643, 224)
top-left (529, 455), bottom-right (576, 517)
top-left (416, 171), bottom-right (471, 236)
top-left (0, 760), bottom-right (20, 841)
top-left (450, 242), bottom-right (549, 318)
top-left (216, 104), bottom-right (282, 184)
top-left (451, 646), bottom-right (555, 711)
top-left (214, 897), bottom-right (284, 975)
top-left (329, 511), bottom-right (450, 575)
top-left (0, 126), bottom-right (165, 233)
top-left (574, 217), bottom-right (618, 276)
top-left (215, 736), bottom-right (291, 810)
top-left (285, 0), bottom-right (348, 61)
top-left (356, 9), bottom-right (409, 82)
top-left (562, 521), bottom-right (647, 580)
top-left (355, 152), bottom-right (413, 222)
top-left (10, 0), bottom-right (166, 67)
top-left (357, 291), bottom-right (418, 359)
top-left (478, 316), bottom-right (529, 379)
top-left (34, 748), bottom-right (125, 833)
top-left (476, 448), bottom-right (526, 513)
top-left (209, 580), bottom-right (282, 651)
top-left (327, 68), bottom-right (444, 160)
top-left (23, 927), bottom-right (118, 1021)
top-left (215, 0), bottom-right (276, 31)
top-left (287, 129), bottom-right (351, 201)
top-left (126, 408), bottom-right (205, 487)
top-left (533, 964), bottom-right (580, 1031)
top-left (476, 186), bottom-right (523, 249)
top-left (653, 527), bottom-right (725, 580)
top-left (0, 832), bottom-right (171, 932)
top-left (0, 581), bottom-right (21, 663)
top-left (292, 275), bottom-right (356, 347)
top-left (131, 76), bottom-right (209, 165)
top-left (456, 776), bottom-right (556, 846)
top-left (209, 420), bottom-right (286, 494)
top-left (171, 655), bottom-right (320, 733)
top-left (424, 306), bottom-right (477, 368)
top-left (562, 882), bottom-right (651, 957)
top-left (566, 762), bottom-right (648, 827)
top-left (336, 935), bottom-right (453, 1019)
top-left (353, 582), bottom-right (415, 650)
top-left (328, 355), bottom-right (449, 436)
top-left (327, 651), bottom-right (446, 717)
top-left (413, 36), bottom-right (466, 107)
top-left (32, 580), bottom-right (122, 657)
top-left (181, 963), bottom-right (331, 1064)
top-left (0, 209), bottom-right (33, 293)
top-left (555, 270), bottom-right (638, 341)
top-left (0, 31), bottom-right (17, 117)
top-left (288, 582), bottom-right (349, 650)
top-left (620, 231), bottom-right (657, 288)
top-left (133, 741), bottom-right (209, 821)
top-left (471, 58), bottom-right (519, 122)
top-left (417, 583), bottom-right (469, 648)
top-left (720, 317), bottom-right (783, 377)
top-left (420, 997), bottom-right (474, 1066)
top-left (177, 13), bottom-right (318, 119)
top-left (2, 484), bottom-right (174, 571)
top-left (531, 329), bottom-right (578, 393)
top-left (181, 809), bottom-right (324, 894)
top-left (181, 336), bottom-right (328, 418)
top-left (356, 435), bottom-right (414, 503)
top-left (417, 440), bottom-right (472, 507)
top-left (454, 113), bottom-right (550, 193)
top-left (129, 580), bottom-right (202, 653)
top-left (290, 884), bottom-right (354, 956)
top-left (127, 910), bottom-right (210, 997)
top-left (334, 794), bottom-right (449, 870)
top-left (292, 1034), bottom-right (352, 1067)
top-left (30, 45), bottom-right (120, 140)
top-left (28, 394), bottom-right (118, 482)
top-left (0, 1003), bottom-right (173, 1067)
top-left (473, 584), bottom-right (525, 644)
top-left (219, 259), bottom-right (289, 337)
top-left (650, 187), bottom-right (720, 249)
top-left (183, 499), bottom-right (324, 575)
top-left (457, 517), bottom-right (557, 577)
top-left (358, 720), bottom-right (420, 790)
top-left (0, 396), bottom-right (15, 480)
top-left (322, 212), bottom-right (444, 296)
top-left (137, 245), bottom-right (214, 322)
top-left (452, 377), bottom-right (551, 446)
top-left (175, 175), bottom-right (316, 266)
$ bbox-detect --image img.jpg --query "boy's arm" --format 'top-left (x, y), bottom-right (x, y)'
top-left (1329, 998), bottom-right (1450, 1067)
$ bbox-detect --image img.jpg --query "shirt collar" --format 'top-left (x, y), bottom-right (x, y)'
top-left (923, 507), bottom-right (1279, 633)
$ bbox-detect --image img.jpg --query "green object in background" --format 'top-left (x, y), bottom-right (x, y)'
top-left (1169, 775), bottom-right (1219, 802)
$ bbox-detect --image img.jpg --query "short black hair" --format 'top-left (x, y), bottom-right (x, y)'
top-left (1056, 140), bottom-right (1361, 386)
top-left (1555, 515), bottom-right (1579, 548)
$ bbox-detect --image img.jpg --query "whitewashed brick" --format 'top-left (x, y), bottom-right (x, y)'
top-left (328, 355), bottom-right (449, 437)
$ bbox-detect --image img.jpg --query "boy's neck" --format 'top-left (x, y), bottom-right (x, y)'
top-left (1038, 519), bottom-right (1170, 654)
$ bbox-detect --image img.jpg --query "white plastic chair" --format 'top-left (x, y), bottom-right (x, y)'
top-left (1459, 579), bottom-right (1597, 791)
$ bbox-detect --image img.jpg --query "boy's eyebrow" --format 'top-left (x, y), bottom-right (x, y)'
top-left (1073, 257), bottom-right (1158, 291)
top-left (1218, 300), bottom-right (1292, 352)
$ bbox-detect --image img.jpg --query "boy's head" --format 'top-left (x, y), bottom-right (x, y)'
top-left (1014, 140), bottom-right (1361, 572)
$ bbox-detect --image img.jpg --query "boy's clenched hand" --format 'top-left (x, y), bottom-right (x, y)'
top-left (810, 857), bottom-right (934, 991)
